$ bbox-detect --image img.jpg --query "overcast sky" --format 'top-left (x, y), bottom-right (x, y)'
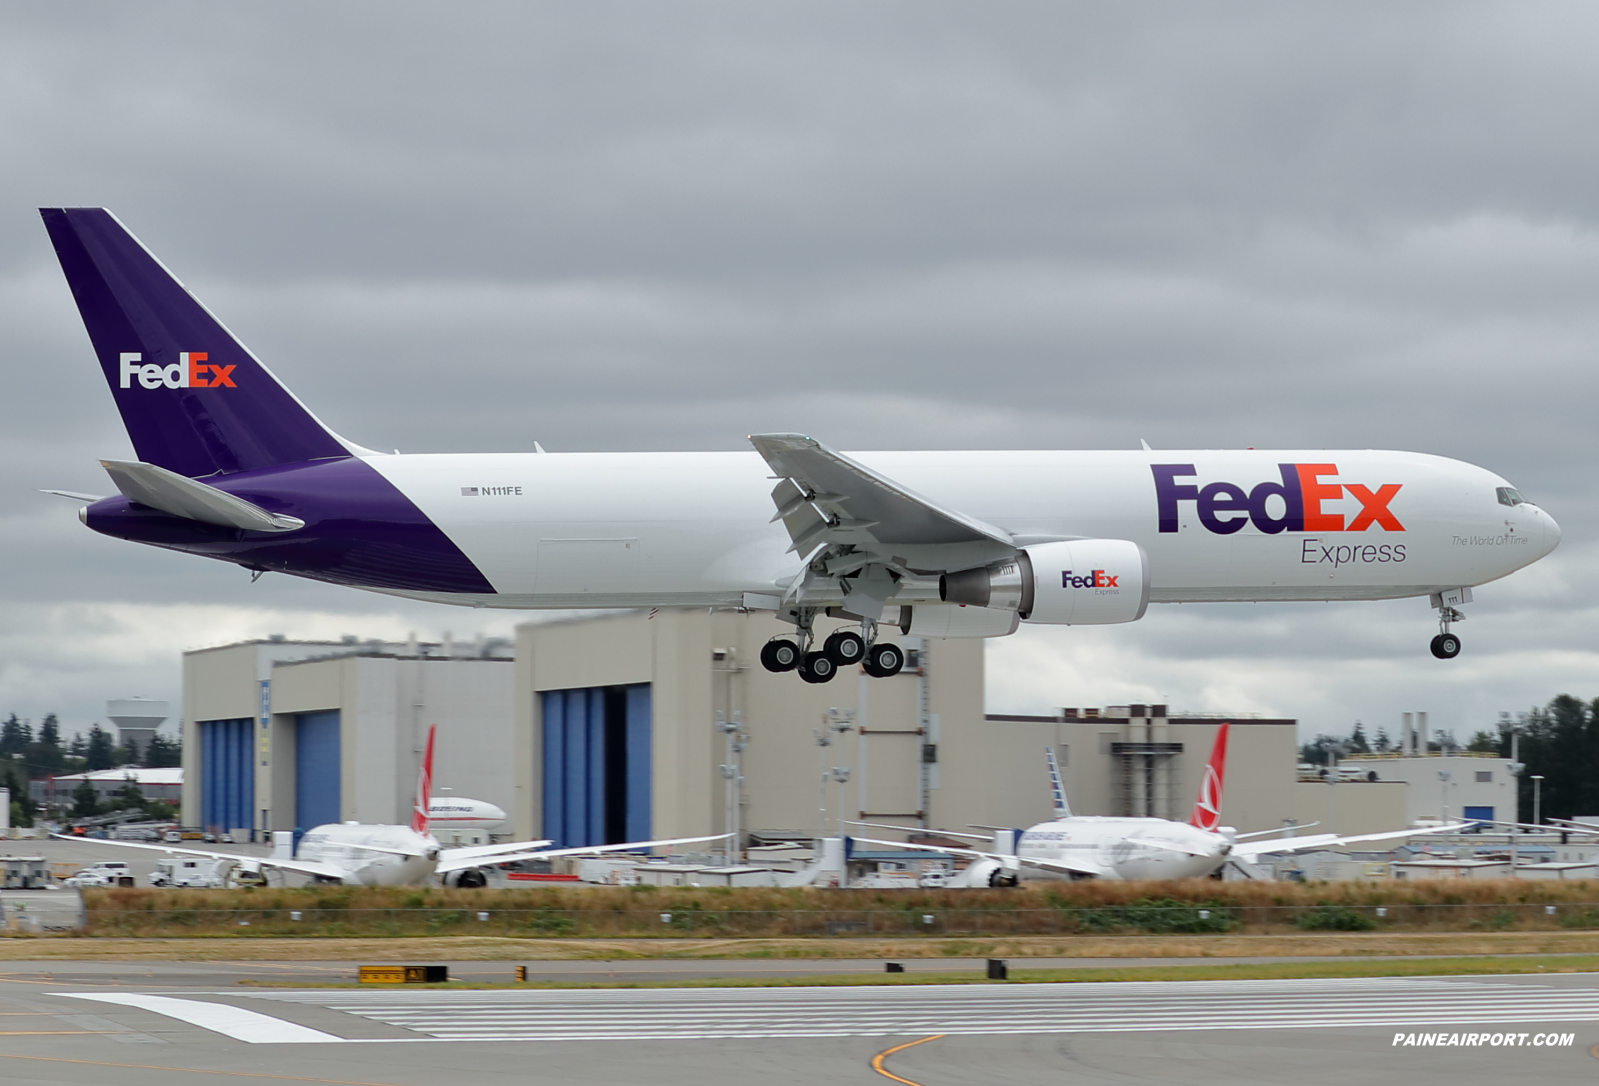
top-left (4, 2), bottom-right (1597, 744)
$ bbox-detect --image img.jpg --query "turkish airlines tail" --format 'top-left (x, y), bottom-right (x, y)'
top-left (38, 207), bottom-right (353, 478)
top-left (1187, 723), bottom-right (1229, 831)
top-left (411, 724), bottom-right (436, 835)
top-left (1045, 746), bottom-right (1072, 819)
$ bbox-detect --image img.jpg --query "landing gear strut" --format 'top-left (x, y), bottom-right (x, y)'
top-left (1431, 594), bottom-right (1466, 660)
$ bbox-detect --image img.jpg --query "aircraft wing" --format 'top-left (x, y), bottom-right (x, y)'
top-left (437, 833), bottom-right (735, 874)
top-left (750, 433), bottom-right (1014, 556)
top-left (49, 834), bottom-right (349, 881)
top-left (843, 820), bottom-right (991, 842)
top-left (437, 839), bottom-right (554, 865)
top-left (1232, 822), bottom-right (1471, 862)
top-left (849, 835), bottom-right (1107, 878)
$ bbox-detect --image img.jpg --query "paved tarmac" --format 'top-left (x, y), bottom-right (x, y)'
top-left (0, 965), bottom-right (1592, 1083)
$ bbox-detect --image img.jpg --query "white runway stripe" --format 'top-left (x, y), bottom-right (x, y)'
top-left (226, 975), bottom-right (1599, 1042)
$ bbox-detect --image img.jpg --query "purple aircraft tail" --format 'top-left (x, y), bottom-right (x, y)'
top-left (39, 208), bottom-right (353, 479)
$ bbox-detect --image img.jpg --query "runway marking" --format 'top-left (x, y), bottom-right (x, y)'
top-left (57, 976), bottom-right (1599, 1044)
top-left (61, 994), bottom-right (344, 1044)
top-left (0, 1053), bottom-right (418, 1085)
top-left (871, 1034), bottom-right (943, 1086)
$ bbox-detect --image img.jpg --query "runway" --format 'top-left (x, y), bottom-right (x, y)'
top-left (0, 971), bottom-right (1593, 1083)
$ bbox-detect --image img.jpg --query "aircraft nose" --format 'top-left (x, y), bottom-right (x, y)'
top-left (1541, 508), bottom-right (1562, 556)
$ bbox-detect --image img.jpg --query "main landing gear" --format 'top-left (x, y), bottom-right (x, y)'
top-left (761, 620), bottom-right (905, 683)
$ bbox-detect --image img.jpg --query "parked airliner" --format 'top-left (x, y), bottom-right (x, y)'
top-left (39, 208), bottom-right (1560, 680)
top-left (851, 725), bottom-right (1465, 883)
top-left (54, 726), bottom-right (727, 887)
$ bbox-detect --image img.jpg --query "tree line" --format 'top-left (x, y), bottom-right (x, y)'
top-left (1299, 695), bottom-right (1599, 823)
top-left (0, 713), bottom-right (183, 828)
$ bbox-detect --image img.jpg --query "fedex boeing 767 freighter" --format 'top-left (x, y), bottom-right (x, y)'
top-left (38, 208), bottom-right (1560, 681)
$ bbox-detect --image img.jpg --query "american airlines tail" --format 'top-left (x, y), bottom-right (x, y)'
top-left (411, 725), bottom-right (436, 836)
top-left (1187, 723), bottom-right (1229, 832)
top-left (38, 207), bottom-right (359, 477)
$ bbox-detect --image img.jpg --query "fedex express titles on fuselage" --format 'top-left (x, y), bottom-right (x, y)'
top-left (38, 207), bottom-right (1560, 674)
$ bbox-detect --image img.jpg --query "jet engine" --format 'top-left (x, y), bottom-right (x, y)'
top-left (940, 539), bottom-right (1150, 625)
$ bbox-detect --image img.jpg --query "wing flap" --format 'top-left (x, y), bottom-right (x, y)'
top-left (750, 433), bottom-right (1013, 552)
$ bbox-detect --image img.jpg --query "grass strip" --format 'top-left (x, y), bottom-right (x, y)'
top-left (236, 953), bottom-right (1599, 990)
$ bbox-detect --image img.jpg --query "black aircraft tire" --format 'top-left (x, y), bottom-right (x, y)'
top-left (823, 630), bottom-right (866, 666)
top-left (799, 651), bottom-right (837, 683)
top-left (1430, 633), bottom-right (1461, 660)
top-left (760, 639), bottom-right (800, 672)
top-left (865, 642), bottom-right (905, 678)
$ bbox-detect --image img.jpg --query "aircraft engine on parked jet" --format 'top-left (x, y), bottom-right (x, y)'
top-left (940, 539), bottom-right (1150, 625)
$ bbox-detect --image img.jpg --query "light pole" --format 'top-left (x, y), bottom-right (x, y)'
top-left (1532, 775), bottom-right (1544, 827)
top-left (815, 709), bottom-right (855, 839)
top-left (1438, 769), bottom-right (1451, 824)
top-left (715, 711), bottom-right (746, 860)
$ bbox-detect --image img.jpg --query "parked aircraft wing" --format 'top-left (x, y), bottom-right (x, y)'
top-left (1231, 822), bottom-right (1471, 862)
top-left (842, 820), bottom-right (990, 842)
top-left (437, 839), bottom-right (554, 864)
top-left (750, 433), bottom-right (1014, 554)
top-left (438, 833), bottom-right (734, 874)
top-left (100, 459), bottom-right (304, 532)
top-left (49, 833), bottom-right (349, 881)
top-left (849, 834), bottom-right (1107, 878)
top-left (1233, 822), bottom-right (1321, 841)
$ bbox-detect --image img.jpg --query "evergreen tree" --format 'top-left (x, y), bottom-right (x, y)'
top-left (111, 774), bottom-right (144, 810)
top-left (1348, 721), bottom-right (1371, 754)
top-left (144, 733), bottom-right (182, 768)
top-left (1515, 695), bottom-right (1599, 821)
top-left (0, 715), bottom-right (30, 756)
top-left (84, 725), bottom-right (115, 772)
top-left (1466, 730), bottom-right (1502, 753)
top-left (66, 733), bottom-right (86, 758)
top-left (1374, 725), bottom-right (1392, 753)
top-left (70, 778), bottom-right (99, 818)
top-left (37, 714), bottom-right (60, 748)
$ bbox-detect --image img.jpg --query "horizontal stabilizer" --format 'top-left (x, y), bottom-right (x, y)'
top-left (101, 459), bottom-right (304, 533)
top-left (39, 489), bottom-right (106, 502)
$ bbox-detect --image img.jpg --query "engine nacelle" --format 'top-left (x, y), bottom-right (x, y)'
top-left (940, 539), bottom-right (1149, 625)
top-left (1022, 538), bottom-right (1149, 625)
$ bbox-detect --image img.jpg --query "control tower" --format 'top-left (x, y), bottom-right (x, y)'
top-left (106, 698), bottom-right (169, 760)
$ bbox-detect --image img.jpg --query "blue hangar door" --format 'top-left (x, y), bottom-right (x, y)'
top-left (540, 684), bottom-right (651, 849)
top-left (200, 718), bottom-right (253, 835)
top-left (295, 710), bottom-right (341, 830)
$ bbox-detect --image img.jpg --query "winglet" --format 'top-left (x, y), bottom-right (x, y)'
top-left (411, 724), bottom-right (436, 835)
top-left (1045, 746), bottom-right (1072, 819)
top-left (1188, 723), bottom-right (1229, 831)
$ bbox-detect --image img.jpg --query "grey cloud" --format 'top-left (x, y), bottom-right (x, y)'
top-left (5, 2), bottom-right (1599, 739)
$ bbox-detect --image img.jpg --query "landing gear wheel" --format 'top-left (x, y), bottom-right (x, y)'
top-left (864, 642), bottom-right (905, 678)
top-left (798, 651), bottom-right (837, 684)
top-left (823, 630), bottom-right (866, 667)
top-left (1430, 633), bottom-right (1461, 660)
top-left (760, 639), bottom-right (800, 672)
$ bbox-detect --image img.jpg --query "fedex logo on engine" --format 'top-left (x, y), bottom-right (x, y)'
top-left (1063, 569), bottom-right (1118, 589)
top-left (1152, 463), bottom-right (1403, 535)
top-left (118, 352), bottom-right (236, 390)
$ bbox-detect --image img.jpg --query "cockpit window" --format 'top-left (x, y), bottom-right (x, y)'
top-left (1496, 486), bottom-right (1524, 507)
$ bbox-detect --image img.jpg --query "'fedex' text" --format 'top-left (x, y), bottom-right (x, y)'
top-left (119, 352), bottom-right (236, 390)
top-left (1152, 463), bottom-right (1403, 535)
top-left (1063, 569), bottom-right (1118, 589)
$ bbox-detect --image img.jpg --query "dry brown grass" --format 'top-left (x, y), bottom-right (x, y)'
top-left (6, 930), bottom-right (1599, 961)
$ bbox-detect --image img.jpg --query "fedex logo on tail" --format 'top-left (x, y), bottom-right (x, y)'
top-left (1153, 463), bottom-right (1402, 535)
top-left (118, 352), bottom-right (236, 390)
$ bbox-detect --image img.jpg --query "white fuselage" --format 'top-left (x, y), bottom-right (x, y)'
top-left (296, 823), bottom-right (440, 887)
top-left (363, 448), bottom-right (1557, 610)
top-left (1018, 816), bottom-right (1230, 881)
top-left (426, 798), bottom-right (507, 832)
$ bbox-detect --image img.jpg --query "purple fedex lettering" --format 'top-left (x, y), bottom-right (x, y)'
top-left (1154, 464), bottom-right (1304, 534)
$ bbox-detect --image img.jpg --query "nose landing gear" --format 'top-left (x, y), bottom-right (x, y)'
top-left (1430, 588), bottom-right (1470, 659)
